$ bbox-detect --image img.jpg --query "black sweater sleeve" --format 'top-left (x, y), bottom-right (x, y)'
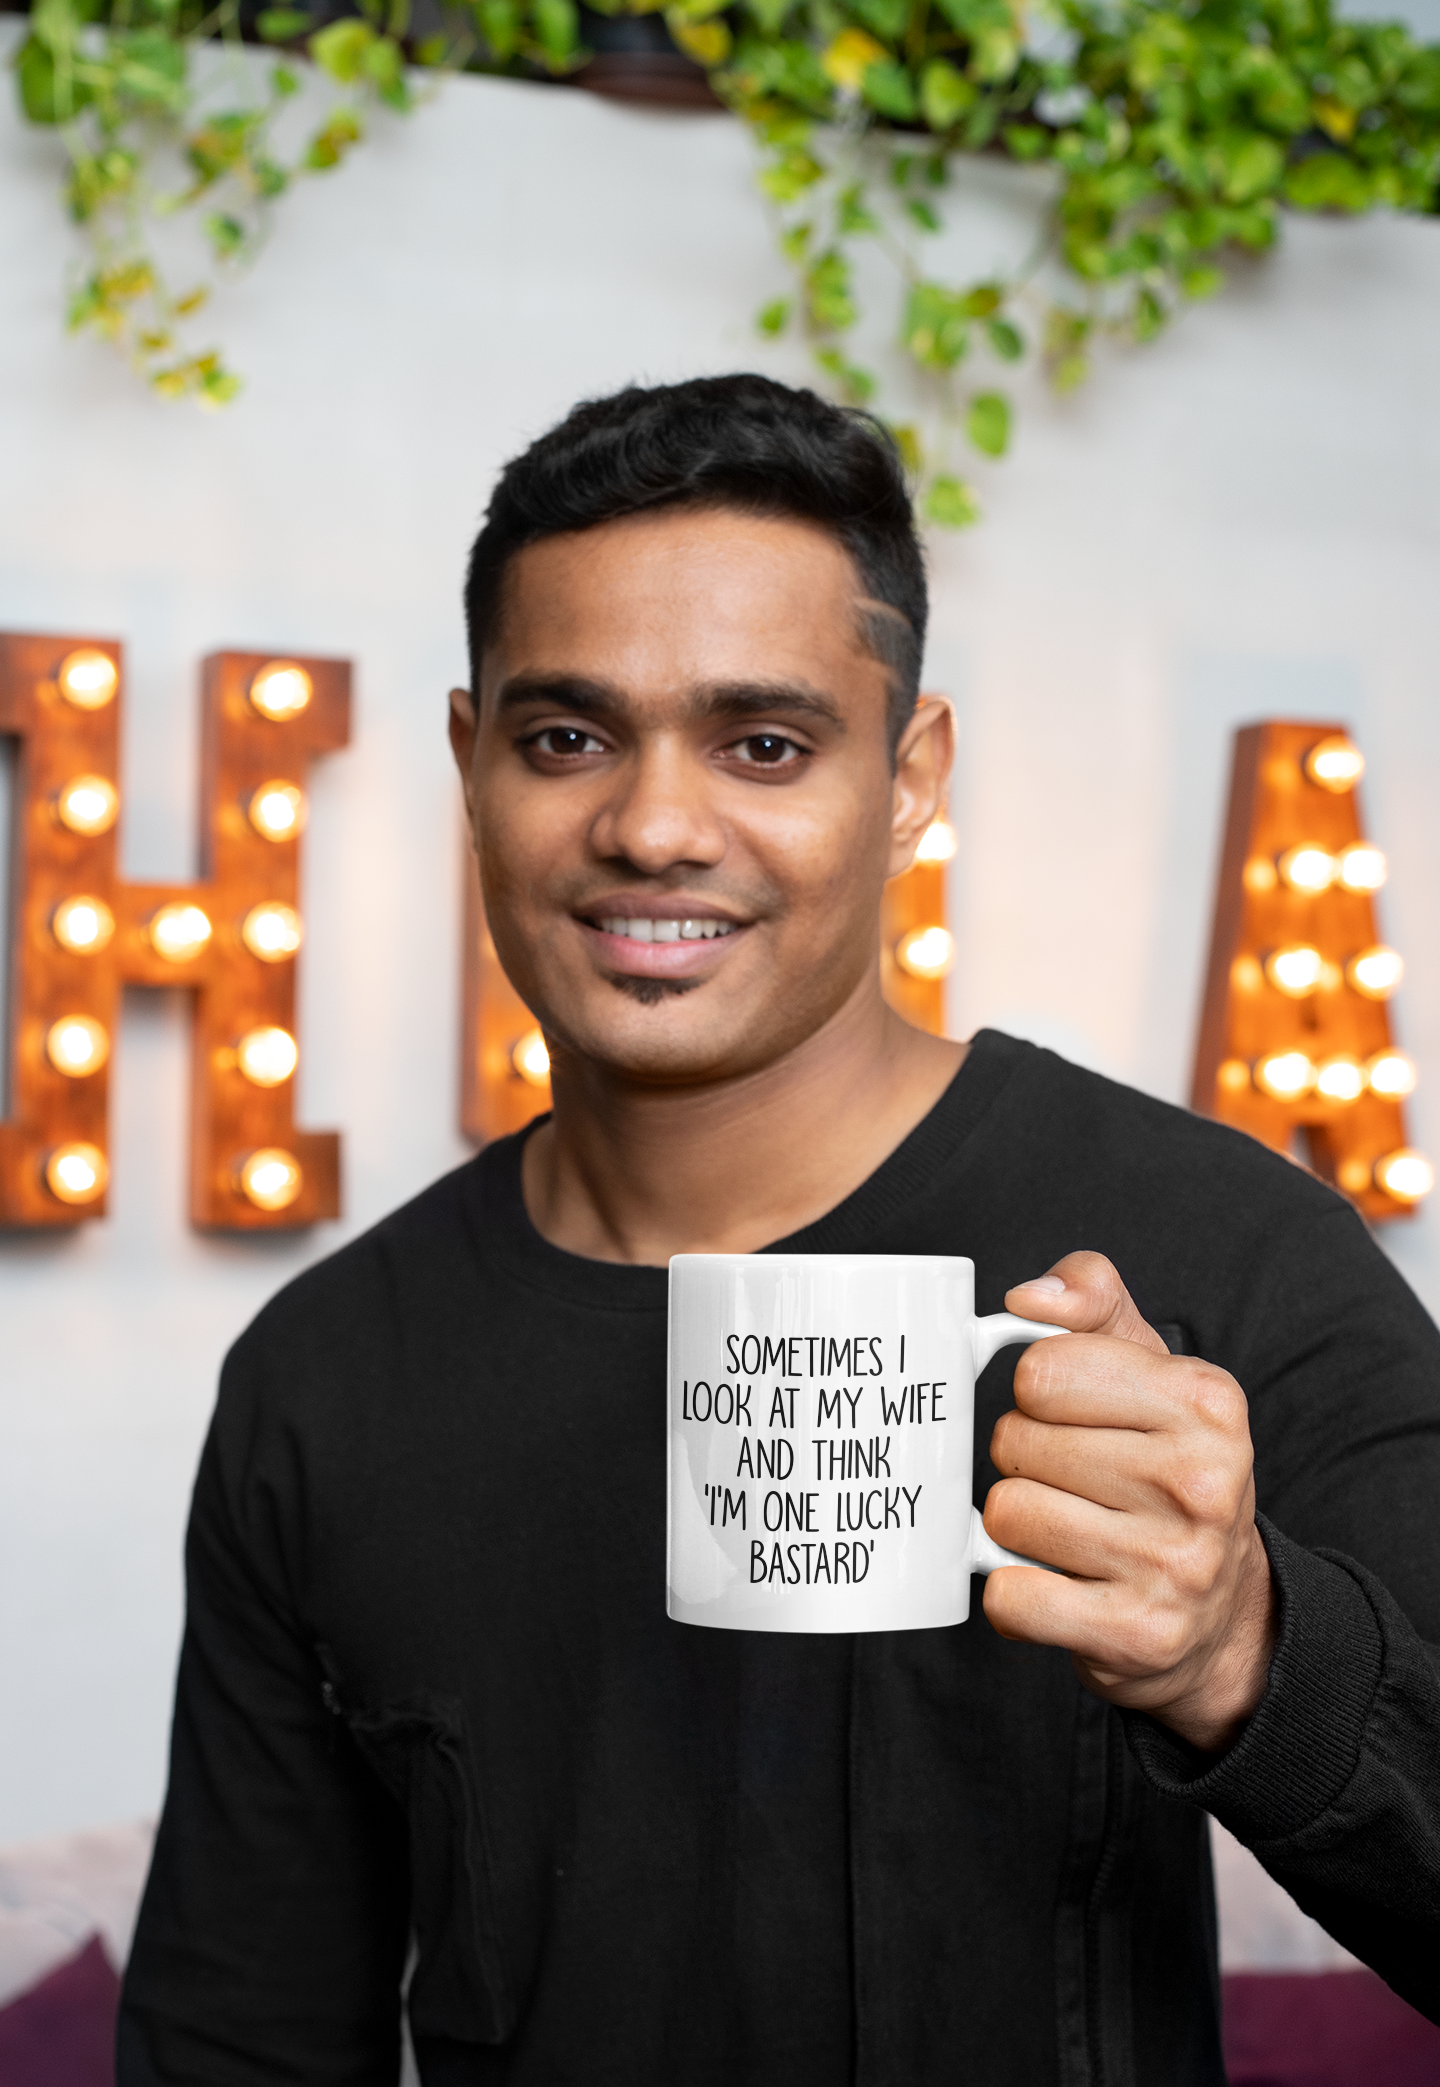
top-left (117, 1324), bottom-right (410, 2086)
top-left (1124, 1191), bottom-right (1440, 2022)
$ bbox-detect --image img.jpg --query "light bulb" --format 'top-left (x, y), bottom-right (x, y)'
top-left (236, 1147), bottom-right (303, 1211)
top-left (1254, 1050), bottom-right (1316, 1102)
top-left (1315, 1054), bottom-right (1364, 1103)
top-left (512, 1027), bottom-right (551, 1087)
top-left (56, 648), bottom-right (118, 710)
top-left (45, 1014), bottom-right (109, 1077)
top-left (44, 1142), bottom-right (109, 1204)
top-left (1347, 945), bottom-right (1403, 1000)
top-left (914, 819), bottom-right (957, 865)
top-left (1230, 955), bottom-right (1264, 995)
top-left (1277, 845), bottom-right (1334, 895)
top-left (1305, 735), bottom-right (1364, 793)
top-left (896, 925), bottom-right (954, 981)
top-left (248, 781), bottom-right (306, 842)
top-left (1243, 857), bottom-right (1277, 895)
top-left (1336, 1156), bottom-right (1372, 1196)
top-left (1265, 944), bottom-right (1324, 998)
top-left (241, 902), bottom-right (303, 962)
top-left (1374, 1148), bottom-right (1435, 1204)
top-left (236, 1026), bottom-right (298, 1087)
top-left (248, 660), bottom-right (312, 723)
top-left (1216, 1058), bottom-right (1251, 1095)
top-left (1334, 844), bottom-right (1386, 894)
top-left (55, 774), bottom-right (119, 837)
top-left (149, 902), bottom-right (213, 964)
top-left (51, 895), bottom-right (115, 955)
top-left (1366, 1050), bottom-right (1417, 1099)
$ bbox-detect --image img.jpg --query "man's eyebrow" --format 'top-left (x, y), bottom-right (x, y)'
top-left (492, 674), bottom-right (846, 731)
top-left (493, 673), bottom-right (621, 714)
top-left (686, 681), bottom-right (846, 731)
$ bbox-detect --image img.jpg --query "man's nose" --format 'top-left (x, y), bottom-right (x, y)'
top-left (590, 743), bottom-right (726, 875)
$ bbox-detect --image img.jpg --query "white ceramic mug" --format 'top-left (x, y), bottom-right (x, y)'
top-left (667, 1254), bottom-right (1068, 1634)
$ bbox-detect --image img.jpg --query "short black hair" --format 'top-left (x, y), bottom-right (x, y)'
top-left (465, 374), bottom-right (927, 755)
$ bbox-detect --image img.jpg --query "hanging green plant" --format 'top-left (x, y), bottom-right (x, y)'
top-left (703, 0), bottom-right (1440, 518)
top-left (10, 0), bottom-right (1440, 518)
top-left (10, 0), bottom-right (586, 402)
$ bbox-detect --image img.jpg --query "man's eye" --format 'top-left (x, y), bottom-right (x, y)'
top-left (528, 727), bottom-right (606, 758)
top-left (730, 734), bottom-right (803, 767)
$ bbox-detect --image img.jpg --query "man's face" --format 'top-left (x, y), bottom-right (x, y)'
top-left (452, 505), bottom-right (946, 1087)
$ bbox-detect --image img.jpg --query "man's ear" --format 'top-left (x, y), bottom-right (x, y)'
top-left (449, 687), bottom-right (478, 824)
top-left (887, 695), bottom-right (954, 879)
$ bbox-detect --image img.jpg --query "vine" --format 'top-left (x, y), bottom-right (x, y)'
top-left (11, 0), bottom-right (1440, 514)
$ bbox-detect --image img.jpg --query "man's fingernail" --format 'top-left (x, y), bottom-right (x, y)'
top-left (1014, 1274), bottom-right (1066, 1296)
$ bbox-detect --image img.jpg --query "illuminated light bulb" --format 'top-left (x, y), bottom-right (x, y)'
top-left (44, 1142), bottom-right (109, 1205)
top-left (1366, 1050), bottom-right (1418, 1100)
top-left (1264, 944), bottom-right (1324, 998)
top-left (512, 1027), bottom-right (551, 1087)
top-left (1305, 734), bottom-right (1364, 792)
top-left (1315, 1054), bottom-right (1365, 1103)
top-left (56, 648), bottom-right (118, 710)
top-left (1347, 945), bottom-right (1404, 1001)
top-left (51, 894), bottom-right (114, 955)
top-left (1276, 845), bottom-right (1334, 894)
top-left (1335, 844), bottom-right (1387, 894)
top-left (236, 1025), bottom-right (298, 1087)
top-left (55, 774), bottom-right (119, 837)
top-left (248, 660), bottom-right (312, 723)
top-left (248, 780), bottom-right (306, 842)
top-left (241, 902), bottom-right (303, 962)
top-left (895, 925), bottom-right (955, 981)
top-left (149, 902), bottom-right (213, 964)
top-left (1230, 954), bottom-right (1264, 995)
top-left (1217, 1058), bottom-right (1251, 1095)
top-left (236, 1147), bottom-right (304, 1211)
top-left (914, 818), bottom-right (957, 865)
top-left (1254, 1050), bottom-right (1316, 1102)
top-left (1243, 857), bottom-right (1277, 895)
top-left (45, 1014), bottom-right (109, 1077)
top-left (1374, 1148), bottom-right (1435, 1205)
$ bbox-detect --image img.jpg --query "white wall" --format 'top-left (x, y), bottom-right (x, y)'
top-left (2, 32), bottom-right (1438, 1843)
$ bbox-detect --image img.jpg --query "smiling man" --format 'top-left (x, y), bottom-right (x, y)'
top-left (120, 376), bottom-right (1440, 2086)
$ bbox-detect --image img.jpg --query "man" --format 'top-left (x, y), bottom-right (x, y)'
top-left (120, 375), bottom-right (1440, 2085)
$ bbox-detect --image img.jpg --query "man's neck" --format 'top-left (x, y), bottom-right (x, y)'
top-left (520, 984), bottom-right (967, 1265)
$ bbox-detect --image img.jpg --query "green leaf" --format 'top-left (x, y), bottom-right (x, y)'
top-left (902, 281), bottom-right (971, 370)
top-left (1131, 287), bottom-right (1166, 342)
top-left (305, 107), bottom-right (363, 168)
top-left (757, 296), bottom-right (792, 334)
top-left (271, 63), bottom-right (301, 94)
top-left (815, 346), bottom-right (877, 402)
top-left (889, 421), bottom-right (923, 476)
top-left (16, 34), bottom-right (93, 122)
top-left (966, 389), bottom-right (1010, 456)
top-left (745, 0), bottom-right (792, 32)
top-left (256, 9), bottom-right (310, 40)
top-left (476, 0), bottom-right (521, 57)
top-left (309, 17), bottom-right (374, 82)
top-left (805, 248), bottom-right (857, 331)
top-left (759, 149), bottom-right (823, 202)
top-left (924, 474), bottom-right (982, 527)
top-left (1179, 262), bottom-right (1223, 299)
top-left (533, 0), bottom-right (579, 67)
top-left (861, 57), bottom-right (918, 121)
top-left (837, 182), bottom-right (880, 234)
top-left (850, 0), bottom-right (907, 36)
top-left (919, 57), bottom-right (975, 132)
top-left (204, 212), bottom-right (248, 259)
top-left (906, 197), bottom-right (942, 232)
top-left (1282, 152), bottom-right (1372, 213)
top-left (986, 316), bottom-right (1023, 360)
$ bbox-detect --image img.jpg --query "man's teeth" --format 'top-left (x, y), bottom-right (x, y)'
top-left (598, 918), bottom-right (737, 943)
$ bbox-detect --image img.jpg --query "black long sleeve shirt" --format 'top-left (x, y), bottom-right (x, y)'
top-left (119, 1031), bottom-right (1440, 2086)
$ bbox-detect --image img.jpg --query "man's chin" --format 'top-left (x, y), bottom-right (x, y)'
top-left (609, 975), bottom-right (703, 1007)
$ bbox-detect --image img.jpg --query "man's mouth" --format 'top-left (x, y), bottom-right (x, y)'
top-left (594, 917), bottom-right (738, 944)
top-left (577, 908), bottom-right (750, 979)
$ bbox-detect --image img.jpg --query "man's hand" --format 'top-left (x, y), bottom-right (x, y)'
top-left (983, 1252), bottom-right (1278, 1757)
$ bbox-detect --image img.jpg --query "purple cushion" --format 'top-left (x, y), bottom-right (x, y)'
top-left (1224, 1969), bottom-right (1440, 2087)
top-left (0, 1934), bottom-right (119, 2087)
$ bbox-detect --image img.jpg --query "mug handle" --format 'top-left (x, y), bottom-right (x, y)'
top-left (967, 1312), bottom-right (1069, 1577)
